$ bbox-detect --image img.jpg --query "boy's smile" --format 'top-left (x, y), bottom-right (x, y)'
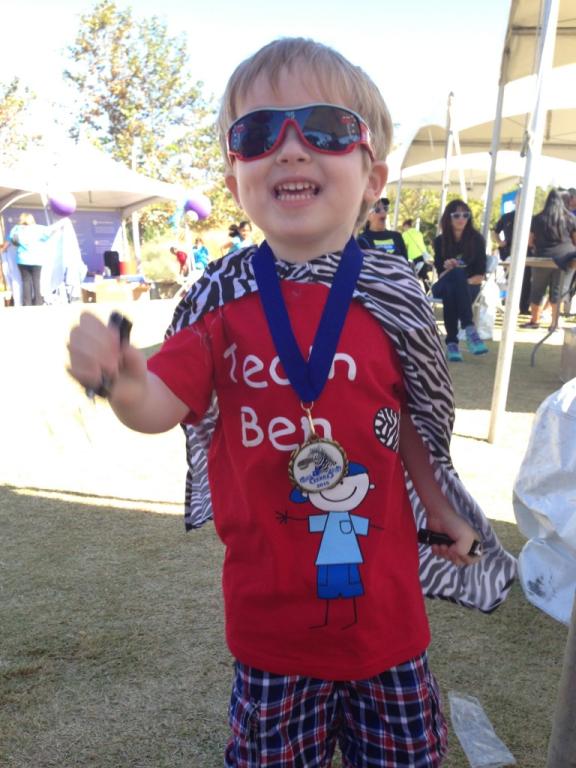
top-left (225, 66), bottom-right (387, 263)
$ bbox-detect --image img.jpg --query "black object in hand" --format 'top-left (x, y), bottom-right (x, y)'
top-left (108, 311), bottom-right (133, 343)
top-left (417, 528), bottom-right (483, 557)
top-left (86, 312), bottom-right (132, 399)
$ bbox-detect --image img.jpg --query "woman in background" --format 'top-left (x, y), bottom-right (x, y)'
top-left (0, 213), bottom-right (64, 305)
top-left (523, 189), bottom-right (576, 329)
top-left (221, 220), bottom-right (253, 256)
top-left (432, 200), bottom-right (488, 362)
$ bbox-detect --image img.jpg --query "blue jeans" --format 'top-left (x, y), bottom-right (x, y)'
top-left (432, 268), bottom-right (475, 345)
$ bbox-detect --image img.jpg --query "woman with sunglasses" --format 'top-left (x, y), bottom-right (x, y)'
top-left (432, 200), bottom-right (488, 361)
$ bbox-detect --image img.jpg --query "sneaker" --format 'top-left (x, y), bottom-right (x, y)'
top-left (520, 321), bottom-right (541, 329)
top-left (464, 326), bottom-right (488, 355)
top-left (446, 342), bottom-right (463, 362)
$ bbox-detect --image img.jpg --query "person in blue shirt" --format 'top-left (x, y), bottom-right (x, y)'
top-left (191, 237), bottom-right (209, 270)
top-left (0, 212), bottom-right (65, 305)
top-left (221, 220), bottom-right (253, 256)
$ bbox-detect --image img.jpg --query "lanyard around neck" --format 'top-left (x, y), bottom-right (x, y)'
top-left (252, 238), bottom-right (363, 403)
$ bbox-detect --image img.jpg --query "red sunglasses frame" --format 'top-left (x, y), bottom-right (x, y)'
top-left (227, 104), bottom-right (375, 162)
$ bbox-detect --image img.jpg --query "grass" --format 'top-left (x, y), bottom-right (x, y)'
top-left (0, 491), bottom-right (568, 767)
top-left (0, 303), bottom-right (573, 767)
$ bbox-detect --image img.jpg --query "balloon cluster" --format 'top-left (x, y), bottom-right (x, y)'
top-left (47, 189), bottom-right (212, 225)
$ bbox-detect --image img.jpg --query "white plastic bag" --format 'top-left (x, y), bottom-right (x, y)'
top-left (513, 378), bottom-right (576, 625)
top-left (473, 275), bottom-right (501, 340)
top-left (449, 692), bottom-right (516, 767)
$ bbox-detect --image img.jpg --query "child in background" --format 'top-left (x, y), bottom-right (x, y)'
top-left (68, 37), bottom-right (515, 767)
top-left (169, 245), bottom-right (190, 276)
top-left (191, 237), bottom-right (209, 270)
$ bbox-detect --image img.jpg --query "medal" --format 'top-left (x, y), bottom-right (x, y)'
top-left (252, 239), bottom-right (363, 492)
top-left (288, 402), bottom-right (348, 492)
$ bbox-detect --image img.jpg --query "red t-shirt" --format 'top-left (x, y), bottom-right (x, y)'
top-left (148, 282), bottom-right (430, 679)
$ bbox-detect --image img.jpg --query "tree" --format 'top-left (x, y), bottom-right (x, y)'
top-left (0, 78), bottom-right (39, 162)
top-left (63, 0), bottom-right (239, 233)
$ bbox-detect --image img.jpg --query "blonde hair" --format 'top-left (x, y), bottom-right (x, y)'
top-left (18, 212), bottom-right (36, 226)
top-left (217, 37), bottom-right (393, 170)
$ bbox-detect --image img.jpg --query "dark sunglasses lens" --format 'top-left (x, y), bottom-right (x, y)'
top-left (300, 106), bottom-right (362, 152)
top-left (229, 110), bottom-right (286, 159)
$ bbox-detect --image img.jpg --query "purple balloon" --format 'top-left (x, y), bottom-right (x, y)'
top-left (49, 192), bottom-right (77, 217)
top-left (184, 191), bottom-right (211, 220)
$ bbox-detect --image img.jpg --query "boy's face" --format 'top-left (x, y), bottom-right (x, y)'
top-left (225, 66), bottom-right (387, 262)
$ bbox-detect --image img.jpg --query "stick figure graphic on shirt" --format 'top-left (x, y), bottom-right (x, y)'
top-left (279, 462), bottom-right (375, 629)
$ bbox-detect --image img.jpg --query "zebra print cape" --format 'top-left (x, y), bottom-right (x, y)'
top-left (165, 245), bottom-right (516, 613)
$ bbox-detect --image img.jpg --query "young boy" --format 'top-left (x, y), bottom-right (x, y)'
top-left (68, 38), bottom-right (516, 767)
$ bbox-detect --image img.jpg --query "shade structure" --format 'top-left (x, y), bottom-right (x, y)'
top-left (389, 150), bottom-right (576, 196)
top-left (388, 72), bottom-right (576, 177)
top-left (500, 0), bottom-right (576, 85)
top-left (0, 141), bottom-right (204, 274)
top-left (0, 142), bottom-right (187, 217)
top-left (488, 0), bottom-right (576, 444)
top-left (388, 2), bottom-right (576, 445)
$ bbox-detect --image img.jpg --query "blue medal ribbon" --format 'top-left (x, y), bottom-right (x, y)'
top-left (252, 237), bottom-right (364, 403)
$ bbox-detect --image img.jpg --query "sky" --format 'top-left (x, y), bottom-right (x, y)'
top-left (1, 0), bottom-right (515, 145)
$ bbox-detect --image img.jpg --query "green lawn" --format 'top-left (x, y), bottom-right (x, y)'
top-left (0, 303), bottom-right (572, 767)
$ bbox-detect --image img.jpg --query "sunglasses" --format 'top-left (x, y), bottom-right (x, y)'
top-left (450, 211), bottom-right (471, 220)
top-left (227, 103), bottom-right (374, 162)
top-left (372, 205), bottom-right (389, 214)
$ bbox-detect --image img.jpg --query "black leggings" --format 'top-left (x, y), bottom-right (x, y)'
top-left (432, 267), bottom-right (475, 345)
top-left (18, 264), bottom-right (43, 306)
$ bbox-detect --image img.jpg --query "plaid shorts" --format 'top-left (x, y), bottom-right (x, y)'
top-left (224, 652), bottom-right (447, 767)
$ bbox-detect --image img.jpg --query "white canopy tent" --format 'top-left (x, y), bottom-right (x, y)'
top-left (488, 0), bottom-right (576, 444)
top-left (0, 142), bottom-right (187, 218)
top-left (387, 67), bottom-right (576, 229)
top-left (387, 150), bottom-right (576, 199)
top-left (483, 0), bottom-right (576, 234)
top-left (0, 141), bottom-right (190, 280)
top-left (388, 1), bottom-right (576, 446)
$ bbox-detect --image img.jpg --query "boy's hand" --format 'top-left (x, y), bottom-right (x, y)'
top-left (422, 512), bottom-right (482, 567)
top-left (67, 312), bottom-right (147, 404)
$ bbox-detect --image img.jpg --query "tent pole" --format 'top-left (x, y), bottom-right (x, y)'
top-left (131, 141), bottom-right (142, 273)
top-left (450, 101), bottom-right (467, 203)
top-left (438, 92), bottom-right (455, 233)
top-left (488, 0), bottom-right (560, 443)
top-left (131, 211), bottom-right (142, 272)
top-left (393, 173), bottom-right (403, 229)
top-left (482, 81), bottom-right (505, 242)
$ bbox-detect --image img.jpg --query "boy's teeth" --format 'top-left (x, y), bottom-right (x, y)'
top-left (275, 182), bottom-right (318, 199)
